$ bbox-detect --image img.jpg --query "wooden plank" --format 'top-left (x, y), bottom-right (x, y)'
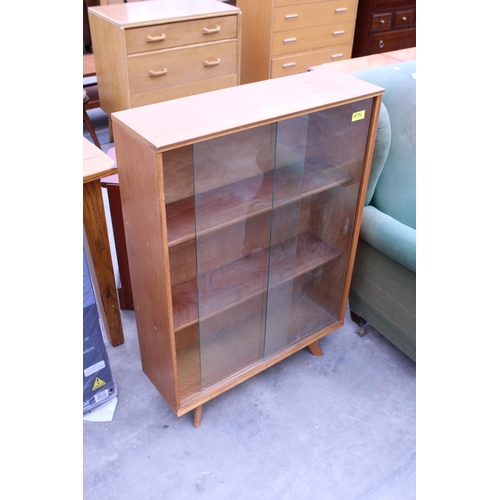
top-left (111, 68), bottom-right (384, 152)
top-left (89, 0), bottom-right (239, 28)
top-left (171, 231), bottom-right (341, 331)
top-left (177, 290), bottom-right (339, 409)
top-left (113, 124), bottom-right (180, 411)
top-left (166, 159), bottom-right (353, 246)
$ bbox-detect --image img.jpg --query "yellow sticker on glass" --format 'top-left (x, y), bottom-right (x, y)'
top-left (352, 110), bottom-right (365, 122)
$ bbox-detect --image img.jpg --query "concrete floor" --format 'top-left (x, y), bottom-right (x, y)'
top-left (83, 108), bottom-right (416, 500)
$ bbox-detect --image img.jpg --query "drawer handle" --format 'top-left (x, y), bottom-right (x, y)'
top-left (203, 26), bottom-right (221, 34)
top-left (402, 16), bottom-right (407, 21)
top-left (283, 37), bottom-right (297, 43)
top-left (285, 14), bottom-right (298, 19)
top-left (146, 34), bottom-right (166, 43)
top-left (149, 68), bottom-right (168, 77)
top-left (333, 30), bottom-right (345, 36)
top-left (331, 53), bottom-right (343, 59)
top-left (335, 8), bottom-right (348, 13)
top-left (380, 19), bottom-right (385, 24)
top-left (282, 62), bottom-right (296, 68)
top-left (379, 40), bottom-right (384, 48)
top-left (203, 58), bottom-right (221, 67)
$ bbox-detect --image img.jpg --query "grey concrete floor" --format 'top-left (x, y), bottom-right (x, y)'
top-left (83, 108), bottom-right (416, 500)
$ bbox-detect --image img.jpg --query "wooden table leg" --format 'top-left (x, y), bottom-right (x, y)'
top-left (83, 179), bottom-right (124, 346)
top-left (193, 405), bottom-right (203, 428)
top-left (308, 341), bottom-right (324, 357)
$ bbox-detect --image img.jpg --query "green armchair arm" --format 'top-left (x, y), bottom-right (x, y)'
top-left (360, 205), bottom-right (416, 273)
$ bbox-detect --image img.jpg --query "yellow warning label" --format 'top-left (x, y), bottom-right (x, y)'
top-left (352, 110), bottom-right (365, 122)
top-left (92, 377), bottom-right (107, 391)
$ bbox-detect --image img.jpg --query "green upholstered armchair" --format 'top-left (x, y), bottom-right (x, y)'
top-left (348, 60), bottom-right (416, 361)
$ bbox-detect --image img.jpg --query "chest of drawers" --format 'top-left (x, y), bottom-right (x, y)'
top-left (88, 0), bottom-right (241, 117)
top-left (352, 0), bottom-right (416, 57)
top-left (237, 0), bottom-right (358, 84)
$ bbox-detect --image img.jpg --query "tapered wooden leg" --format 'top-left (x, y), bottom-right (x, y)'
top-left (83, 107), bottom-right (101, 149)
top-left (193, 405), bottom-right (203, 428)
top-left (308, 341), bottom-right (324, 357)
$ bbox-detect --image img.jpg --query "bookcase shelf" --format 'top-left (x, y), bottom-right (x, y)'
top-left (112, 67), bottom-right (384, 426)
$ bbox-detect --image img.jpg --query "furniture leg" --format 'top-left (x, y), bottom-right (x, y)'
top-left (83, 179), bottom-right (124, 346)
top-left (102, 179), bottom-right (134, 310)
top-left (350, 310), bottom-right (367, 337)
top-left (193, 405), bottom-right (203, 428)
top-left (83, 107), bottom-right (101, 149)
top-left (307, 341), bottom-right (324, 357)
top-left (108, 116), bottom-right (114, 142)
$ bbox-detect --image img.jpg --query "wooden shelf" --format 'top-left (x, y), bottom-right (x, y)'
top-left (172, 231), bottom-right (341, 331)
top-left (166, 157), bottom-right (353, 246)
top-left (177, 289), bottom-right (338, 402)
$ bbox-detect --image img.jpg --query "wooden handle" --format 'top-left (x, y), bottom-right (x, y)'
top-left (146, 34), bottom-right (166, 42)
top-left (203, 58), bottom-right (221, 67)
top-left (148, 68), bottom-right (167, 77)
top-left (283, 37), bottom-right (297, 43)
top-left (285, 14), bottom-right (298, 19)
top-left (203, 26), bottom-right (221, 34)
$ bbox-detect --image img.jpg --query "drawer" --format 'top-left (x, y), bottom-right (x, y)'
top-left (125, 15), bottom-right (238, 55)
top-left (130, 74), bottom-right (238, 108)
top-left (272, 20), bottom-right (354, 56)
top-left (371, 13), bottom-right (392, 32)
top-left (127, 40), bottom-right (237, 94)
top-left (394, 10), bottom-right (414, 28)
top-left (367, 28), bottom-right (416, 54)
top-left (273, 0), bottom-right (357, 32)
top-left (271, 44), bottom-right (352, 78)
top-left (374, 0), bottom-right (415, 10)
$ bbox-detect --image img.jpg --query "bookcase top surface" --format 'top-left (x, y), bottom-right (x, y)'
top-left (89, 0), bottom-right (239, 27)
top-left (111, 69), bottom-right (384, 153)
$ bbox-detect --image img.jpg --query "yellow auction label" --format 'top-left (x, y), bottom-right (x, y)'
top-left (92, 377), bottom-right (107, 391)
top-left (352, 110), bottom-right (365, 122)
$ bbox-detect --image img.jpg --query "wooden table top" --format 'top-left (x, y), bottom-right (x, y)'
top-left (83, 54), bottom-right (96, 78)
top-left (313, 47), bottom-right (416, 74)
top-left (83, 138), bottom-right (116, 183)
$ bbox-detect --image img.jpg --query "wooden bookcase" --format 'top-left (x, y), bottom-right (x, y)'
top-left (112, 68), bottom-right (384, 427)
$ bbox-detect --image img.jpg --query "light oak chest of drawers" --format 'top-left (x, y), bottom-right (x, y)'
top-left (236, 0), bottom-right (358, 84)
top-left (88, 0), bottom-right (241, 118)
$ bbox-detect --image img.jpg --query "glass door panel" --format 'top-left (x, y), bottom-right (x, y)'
top-left (265, 101), bottom-right (374, 354)
top-left (193, 125), bottom-right (277, 389)
top-left (193, 99), bottom-right (373, 388)
top-left (263, 115), bottom-right (309, 357)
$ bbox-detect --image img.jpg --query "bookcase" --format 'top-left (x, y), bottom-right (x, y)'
top-left (111, 68), bottom-right (384, 427)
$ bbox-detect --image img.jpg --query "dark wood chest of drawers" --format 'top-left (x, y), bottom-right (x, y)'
top-left (352, 0), bottom-right (415, 57)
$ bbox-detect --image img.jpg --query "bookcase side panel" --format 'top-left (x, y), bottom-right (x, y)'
top-left (113, 124), bottom-right (180, 412)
